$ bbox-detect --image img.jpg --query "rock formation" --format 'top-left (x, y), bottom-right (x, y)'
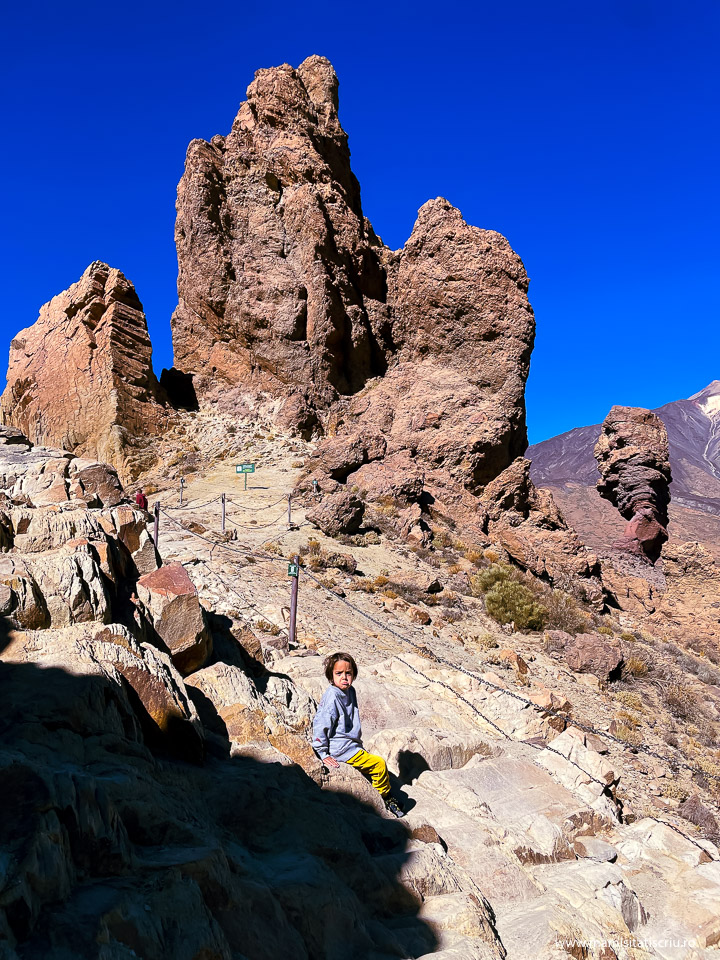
top-left (172, 56), bottom-right (534, 489)
top-left (480, 457), bottom-right (604, 603)
top-left (172, 55), bottom-right (391, 424)
top-left (1, 262), bottom-right (168, 482)
top-left (594, 406), bottom-right (672, 562)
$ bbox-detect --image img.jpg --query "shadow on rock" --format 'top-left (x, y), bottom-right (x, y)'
top-left (0, 616), bottom-right (438, 960)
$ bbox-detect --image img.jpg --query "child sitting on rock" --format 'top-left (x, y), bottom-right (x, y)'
top-left (312, 651), bottom-right (405, 818)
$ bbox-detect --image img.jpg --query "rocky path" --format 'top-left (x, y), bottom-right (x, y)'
top-left (149, 438), bottom-right (720, 960)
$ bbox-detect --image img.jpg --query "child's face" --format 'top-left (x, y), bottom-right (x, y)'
top-left (332, 660), bottom-right (354, 690)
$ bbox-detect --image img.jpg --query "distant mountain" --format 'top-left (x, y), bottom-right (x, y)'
top-left (527, 381), bottom-right (720, 557)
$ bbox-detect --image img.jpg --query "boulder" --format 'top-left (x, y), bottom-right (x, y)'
top-left (546, 630), bottom-right (623, 682)
top-left (306, 489), bottom-right (364, 537)
top-left (137, 562), bottom-right (211, 675)
top-left (68, 459), bottom-right (124, 507)
top-left (110, 504), bottom-right (159, 575)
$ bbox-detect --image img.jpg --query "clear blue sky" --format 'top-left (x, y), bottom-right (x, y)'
top-left (2, 0), bottom-right (718, 443)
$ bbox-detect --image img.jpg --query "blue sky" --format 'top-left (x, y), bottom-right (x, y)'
top-left (1, 0), bottom-right (718, 443)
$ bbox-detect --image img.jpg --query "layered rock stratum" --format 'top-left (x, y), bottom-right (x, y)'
top-left (0, 262), bottom-right (168, 482)
top-left (594, 406), bottom-right (672, 562)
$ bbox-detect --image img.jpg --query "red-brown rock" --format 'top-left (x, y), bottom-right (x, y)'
top-left (1, 262), bottom-right (168, 482)
top-left (546, 630), bottom-right (623, 682)
top-left (594, 407), bottom-right (671, 562)
top-left (306, 488), bottom-right (364, 537)
top-left (137, 562), bottom-right (211, 675)
top-left (480, 458), bottom-right (604, 603)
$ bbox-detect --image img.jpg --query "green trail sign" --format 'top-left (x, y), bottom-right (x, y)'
top-left (287, 562), bottom-right (299, 578)
top-left (236, 463), bottom-right (256, 490)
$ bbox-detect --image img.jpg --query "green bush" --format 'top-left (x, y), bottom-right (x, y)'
top-left (484, 579), bottom-right (548, 631)
top-left (471, 563), bottom-right (516, 596)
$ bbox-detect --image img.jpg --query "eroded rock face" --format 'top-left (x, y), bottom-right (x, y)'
top-left (594, 407), bottom-right (672, 562)
top-left (172, 55), bottom-right (391, 419)
top-left (480, 458), bottom-right (605, 603)
top-left (1, 262), bottom-right (168, 482)
top-left (174, 56), bottom-right (534, 493)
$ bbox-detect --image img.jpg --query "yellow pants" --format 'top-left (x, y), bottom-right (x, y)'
top-left (346, 748), bottom-right (391, 798)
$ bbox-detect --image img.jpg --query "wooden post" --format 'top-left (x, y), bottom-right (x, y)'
top-left (153, 501), bottom-right (160, 548)
top-left (179, 479), bottom-right (184, 507)
top-left (221, 492), bottom-right (226, 532)
top-left (288, 555), bottom-right (299, 648)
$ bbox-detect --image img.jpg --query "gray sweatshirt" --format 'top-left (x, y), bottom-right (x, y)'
top-left (312, 685), bottom-right (362, 761)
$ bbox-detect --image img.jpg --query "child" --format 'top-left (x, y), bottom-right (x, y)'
top-left (312, 652), bottom-right (405, 818)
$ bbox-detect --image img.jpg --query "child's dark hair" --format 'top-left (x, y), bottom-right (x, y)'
top-left (323, 652), bottom-right (358, 683)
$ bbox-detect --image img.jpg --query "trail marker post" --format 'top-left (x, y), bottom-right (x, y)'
top-left (236, 463), bottom-right (255, 492)
top-left (153, 501), bottom-right (160, 548)
top-left (287, 495), bottom-right (292, 528)
top-left (179, 476), bottom-right (185, 506)
top-left (312, 479), bottom-right (319, 496)
top-left (221, 492), bottom-right (226, 532)
top-left (288, 556), bottom-right (299, 647)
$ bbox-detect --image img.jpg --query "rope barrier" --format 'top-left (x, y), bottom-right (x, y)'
top-left (226, 495), bottom-right (288, 512)
top-left (225, 509), bottom-right (289, 531)
top-left (156, 504), bottom-right (720, 817)
top-left (299, 566), bottom-right (720, 788)
top-left (162, 495), bottom-right (224, 511)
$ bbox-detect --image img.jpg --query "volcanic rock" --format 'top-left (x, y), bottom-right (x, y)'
top-left (173, 57), bottom-right (534, 494)
top-left (594, 406), bottom-right (672, 562)
top-left (546, 630), bottom-right (623, 682)
top-left (136, 562), bottom-right (211, 675)
top-left (172, 55), bottom-right (391, 416)
top-left (480, 458), bottom-right (604, 602)
top-left (1, 262), bottom-right (168, 482)
top-left (306, 488), bottom-right (364, 537)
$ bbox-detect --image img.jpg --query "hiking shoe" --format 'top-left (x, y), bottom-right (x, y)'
top-left (385, 797), bottom-right (405, 818)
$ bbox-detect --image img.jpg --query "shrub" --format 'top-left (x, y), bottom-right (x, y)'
top-left (697, 665), bottom-right (720, 685)
top-left (471, 563), bottom-right (516, 596)
top-left (614, 724), bottom-right (641, 747)
top-left (484, 579), bottom-right (548, 631)
top-left (256, 620), bottom-right (280, 636)
top-left (620, 632), bottom-right (637, 642)
top-left (614, 691), bottom-right (644, 711)
top-left (598, 626), bottom-right (614, 636)
top-left (615, 710), bottom-right (641, 729)
top-left (623, 656), bottom-right (650, 680)
top-left (662, 781), bottom-right (689, 802)
top-left (663, 683), bottom-right (698, 720)
top-left (484, 548), bottom-right (500, 563)
top-left (543, 589), bottom-right (586, 634)
top-left (465, 549), bottom-right (484, 566)
top-left (432, 529), bottom-right (452, 548)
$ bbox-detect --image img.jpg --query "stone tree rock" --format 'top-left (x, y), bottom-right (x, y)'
top-left (1, 262), bottom-right (168, 482)
top-left (594, 407), bottom-right (672, 562)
